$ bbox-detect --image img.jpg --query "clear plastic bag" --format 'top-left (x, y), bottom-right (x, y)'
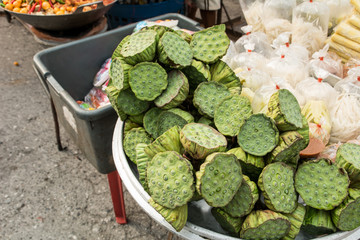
top-left (237, 68), bottom-right (273, 92)
top-left (318, 0), bottom-right (352, 32)
top-left (266, 46), bottom-right (309, 88)
top-left (84, 87), bottom-right (110, 109)
top-left (309, 122), bottom-right (331, 145)
top-left (343, 58), bottom-right (360, 77)
top-left (272, 32), bottom-right (309, 64)
top-left (317, 142), bottom-right (342, 163)
top-left (234, 25), bottom-right (274, 58)
top-left (230, 42), bottom-right (269, 71)
top-left (93, 58), bottom-right (111, 87)
top-left (222, 40), bottom-right (238, 67)
top-left (292, 0), bottom-right (329, 55)
top-left (309, 44), bottom-right (343, 78)
top-left (334, 66), bottom-right (360, 92)
top-left (239, 0), bottom-right (266, 32)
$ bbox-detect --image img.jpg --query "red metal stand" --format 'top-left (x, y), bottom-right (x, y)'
top-left (107, 171), bottom-right (127, 224)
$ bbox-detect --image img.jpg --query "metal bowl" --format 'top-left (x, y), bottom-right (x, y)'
top-left (112, 118), bottom-right (360, 240)
top-left (1, 0), bottom-right (115, 31)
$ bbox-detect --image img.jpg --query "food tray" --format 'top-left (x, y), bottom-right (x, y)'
top-left (112, 119), bottom-right (360, 240)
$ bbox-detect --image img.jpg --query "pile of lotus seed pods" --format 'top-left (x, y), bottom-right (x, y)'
top-left (106, 24), bottom-right (360, 239)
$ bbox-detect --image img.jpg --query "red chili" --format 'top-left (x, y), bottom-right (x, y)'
top-left (49, 0), bottom-right (54, 8)
top-left (28, 2), bottom-right (37, 13)
top-left (38, 0), bottom-right (42, 11)
top-left (10, 0), bottom-right (16, 4)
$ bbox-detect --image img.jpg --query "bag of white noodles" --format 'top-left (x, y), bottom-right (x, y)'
top-left (266, 45), bottom-right (309, 88)
top-left (295, 68), bottom-right (338, 110)
top-left (330, 83), bottom-right (360, 143)
top-left (261, 0), bottom-right (295, 43)
top-left (222, 40), bottom-right (238, 67)
top-left (239, 0), bottom-right (265, 32)
top-left (334, 66), bottom-right (360, 92)
top-left (235, 64), bottom-right (273, 92)
top-left (292, 0), bottom-right (330, 56)
top-left (234, 25), bottom-right (274, 58)
top-left (317, 0), bottom-right (352, 31)
top-left (252, 76), bottom-right (305, 113)
top-left (230, 42), bottom-right (268, 71)
top-left (301, 100), bottom-right (332, 145)
top-left (309, 44), bottom-right (343, 78)
top-left (272, 32), bottom-right (309, 64)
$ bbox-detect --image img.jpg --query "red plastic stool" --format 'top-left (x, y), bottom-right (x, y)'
top-left (107, 171), bottom-right (127, 224)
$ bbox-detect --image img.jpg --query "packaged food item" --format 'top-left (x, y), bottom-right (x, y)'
top-left (318, 0), bottom-right (352, 32)
top-left (308, 122), bottom-right (331, 145)
top-left (301, 100), bottom-right (332, 134)
top-left (93, 58), bottom-right (111, 87)
top-left (239, 0), bottom-right (266, 32)
top-left (317, 142), bottom-right (342, 163)
top-left (343, 58), bottom-right (360, 77)
top-left (334, 66), bottom-right (360, 92)
top-left (230, 42), bottom-right (268, 71)
top-left (238, 68), bottom-right (273, 92)
top-left (272, 32), bottom-right (309, 64)
top-left (84, 87), bottom-right (110, 109)
top-left (76, 101), bottom-right (95, 111)
top-left (222, 40), bottom-right (238, 67)
top-left (309, 44), bottom-right (343, 78)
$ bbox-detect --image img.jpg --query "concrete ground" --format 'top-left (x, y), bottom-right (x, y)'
top-left (0, 1), bottom-right (244, 239)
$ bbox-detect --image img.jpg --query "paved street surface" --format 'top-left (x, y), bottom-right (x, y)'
top-left (0, 2), bottom-right (244, 239)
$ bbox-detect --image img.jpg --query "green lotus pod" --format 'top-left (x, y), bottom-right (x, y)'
top-left (237, 113), bottom-right (279, 156)
top-left (258, 162), bottom-right (297, 213)
top-left (129, 62), bottom-right (168, 101)
top-left (141, 25), bottom-right (174, 38)
top-left (336, 143), bottom-right (360, 188)
top-left (123, 127), bottom-right (153, 163)
top-left (128, 112), bottom-right (144, 125)
top-left (182, 59), bottom-right (211, 91)
top-left (227, 147), bottom-right (265, 181)
top-left (267, 89), bottom-right (303, 131)
top-left (144, 125), bottom-right (184, 159)
top-left (295, 159), bottom-right (350, 210)
top-left (117, 88), bottom-right (150, 116)
top-left (222, 175), bottom-right (258, 217)
top-left (196, 152), bottom-right (242, 207)
top-left (143, 108), bottom-right (164, 139)
top-left (105, 83), bottom-right (127, 121)
top-left (190, 24), bottom-right (230, 64)
top-left (147, 151), bottom-right (194, 208)
top-left (193, 82), bottom-right (231, 118)
top-left (109, 57), bottom-right (132, 90)
top-left (175, 30), bottom-right (192, 43)
top-left (149, 198), bottom-right (188, 232)
top-left (158, 31), bottom-right (193, 68)
top-left (180, 123), bottom-right (227, 160)
top-left (197, 116), bottom-right (214, 127)
top-left (297, 114), bottom-right (310, 147)
top-left (154, 70), bottom-right (189, 109)
top-left (111, 35), bottom-right (131, 60)
top-left (302, 206), bottom-right (336, 236)
top-left (157, 111), bottom-right (188, 137)
top-left (229, 86), bottom-right (242, 96)
top-left (211, 208), bottom-right (244, 236)
top-left (282, 204), bottom-right (306, 240)
top-left (135, 143), bottom-right (150, 193)
top-left (266, 131), bottom-right (307, 165)
top-left (240, 210), bottom-right (291, 240)
top-left (214, 95), bottom-right (252, 136)
top-left (331, 188), bottom-right (360, 231)
top-left (123, 119), bottom-right (141, 137)
top-left (120, 30), bottom-right (158, 65)
top-left (167, 108), bottom-right (194, 124)
top-left (210, 60), bottom-right (242, 89)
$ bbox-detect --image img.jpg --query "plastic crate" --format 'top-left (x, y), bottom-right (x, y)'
top-left (33, 13), bottom-right (201, 174)
top-left (106, 0), bottom-right (185, 29)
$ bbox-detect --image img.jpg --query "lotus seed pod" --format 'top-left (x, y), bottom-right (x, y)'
top-left (157, 111), bottom-right (188, 137)
top-left (175, 29), bottom-right (192, 43)
top-left (240, 210), bottom-right (291, 240)
top-left (297, 114), bottom-right (310, 147)
top-left (158, 31), bottom-right (193, 68)
top-left (135, 143), bottom-right (150, 193)
top-left (182, 59), bottom-right (211, 91)
top-left (229, 86), bottom-right (242, 96)
top-left (211, 208), bottom-right (244, 236)
top-left (336, 143), bottom-right (360, 188)
top-left (105, 83), bottom-right (127, 120)
top-left (129, 62), bottom-right (168, 101)
top-left (210, 60), bottom-right (242, 89)
top-left (120, 29), bottom-right (158, 65)
top-left (128, 113), bottom-right (144, 125)
top-left (193, 82), bottom-right (231, 118)
top-left (147, 151), bottom-right (194, 208)
top-left (258, 162), bottom-right (298, 213)
top-left (267, 89), bottom-right (303, 131)
top-left (109, 57), bottom-right (132, 91)
top-left (111, 35), bottom-right (131, 60)
top-left (282, 204), bottom-right (306, 240)
top-left (180, 123), bottom-right (227, 160)
top-left (227, 147), bottom-right (264, 181)
top-left (197, 116), bottom-right (214, 127)
top-left (266, 131), bottom-right (307, 165)
top-left (149, 198), bottom-right (188, 232)
top-left (237, 113), bottom-right (279, 156)
top-left (117, 88), bottom-right (150, 116)
top-left (141, 25), bottom-right (174, 38)
top-left (331, 188), bottom-right (360, 231)
top-left (123, 127), bottom-right (153, 163)
top-left (190, 24), bottom-right (230, 64)
top-left (154, 70), bottom-right (189, 109)
top-left (302, 206), bottom-right (336, 236)
top-left (222, 175), bottom-right (259, 217)
top-left (143, 107), bottom-right (164, 139)
top-left (144, 125), bottom-right (184, 159)
top-left (196, 152), bottom-right (242, 207)
top-left (214, 95), bottom-right (252, 136)
top-left (295, 158), bottom-right (350, 210)
top-left (167, 108), bottom-right (194, 124)
top-left (123, 119), bottom-right (141, 137)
